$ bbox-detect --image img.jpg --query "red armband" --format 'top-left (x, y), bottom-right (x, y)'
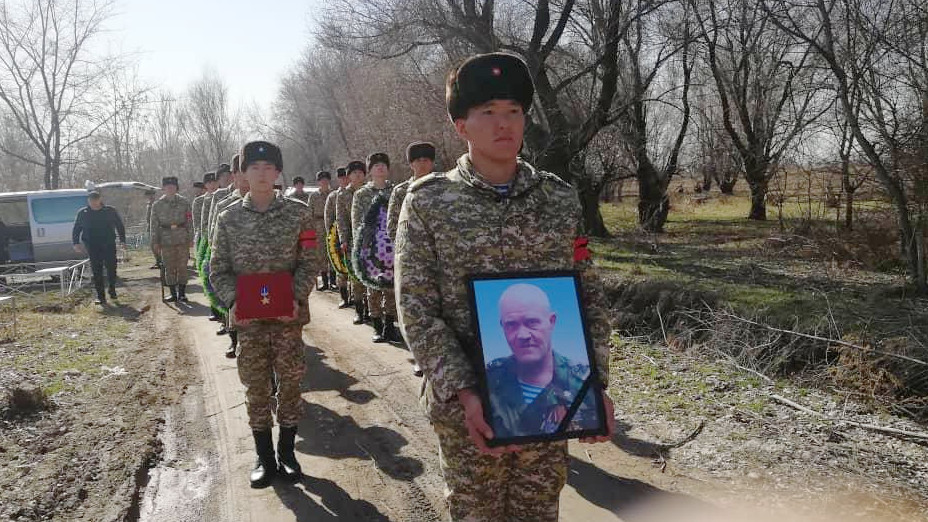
top-left (573, 236), bottom-right (591, 263)
top-left (299, 229), bottom-right (317, 249)
top-left (185, 211), bottom-right (193, 221)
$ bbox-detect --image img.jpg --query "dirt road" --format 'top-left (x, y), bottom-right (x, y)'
top-left (136, 285), bottom-right (704, 522)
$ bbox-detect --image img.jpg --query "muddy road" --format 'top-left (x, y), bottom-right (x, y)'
top-left (138, 285), bottom-right (701, 522)
top-left (135, 282), bottom-right (928, 522)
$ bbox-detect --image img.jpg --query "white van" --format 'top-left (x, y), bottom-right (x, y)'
top-left (0, 182), bottom-right (158, 263)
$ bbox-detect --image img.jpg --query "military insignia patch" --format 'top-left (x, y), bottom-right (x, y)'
top-left (260, 285), bottom-right (271, 306)
top-left (299, 229), bottom-right (317, 249)
top-left (573, 236), bottom-right (591, 263)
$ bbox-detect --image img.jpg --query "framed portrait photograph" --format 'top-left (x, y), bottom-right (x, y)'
top-left (467, 271), bottom-right (607, 447)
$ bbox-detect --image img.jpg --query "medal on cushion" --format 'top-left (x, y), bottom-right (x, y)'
top-left (260, 284), bottom-right (271, 306)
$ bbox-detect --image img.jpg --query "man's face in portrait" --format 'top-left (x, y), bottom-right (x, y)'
top-left (499, 284), bottom-right (556, 366)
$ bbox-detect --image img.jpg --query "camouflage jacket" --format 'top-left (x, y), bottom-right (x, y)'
top-left (395, 154), bottom-right (613, 409)
top-left (208, 189), bottom-right (245, 244)
top-left (324, 188), bottom-right (340, 238)
top-left (209, 192), bottom-right (320, 325)
top-left (149, 194), bottom-right (192, 247)
top-left (308, 187), bottom-right (331, 235)
top-left (351, 181), bottom-right (393, 238)
top-left (291, 190), bottom-right (310, 204)
top-left (486, 352), bottom-right (598, 439)
top-left (335, 186), bottom-right (358, 248)
top-left (203, 186), bottom-right (233, 241)
top-left (386, 178), bottom-right (411, 241)
top-left (192, 194), bottom-right (207, 239)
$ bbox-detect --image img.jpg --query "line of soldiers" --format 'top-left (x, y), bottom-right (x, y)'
top-left (149, 51), bottom-right (618, 521)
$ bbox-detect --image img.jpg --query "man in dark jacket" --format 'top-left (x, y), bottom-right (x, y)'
top-left (72, 191), bottom-right (126, 304)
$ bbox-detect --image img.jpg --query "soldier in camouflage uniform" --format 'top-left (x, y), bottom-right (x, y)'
top-left (351, 153), bottom-right (397, 343)
top-left (308, 171), bottom-right (333, 291)
top-left (326, 168), bottom-right (352, 307)
top-left (199, 164), bottom-right (233, 323)
top-left (336, 160), bottom-right (368, 324)
top-left (210, 141), bottom-right (320, 489)
top-left (387, 141), bottom-right (436, 375)
top-left (394, 53), bottom-right (615, 521)
top-left (192, 172), bottom-right (217, 257)
top-left (289, 176), bottom-right (310, 203)
top-left (199, 163), bottom-right (232, 247)
top-left (208, 155), bottom-right (249, 359)
top-left (150, 176), bottom-right (193, 303)
top-left (484, 284), bottom-right (600, 439)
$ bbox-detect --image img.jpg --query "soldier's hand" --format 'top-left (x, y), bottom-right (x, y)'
top-left (580, 391), bottom-right (615, 444)
top-left (457, 388), bottom-right (518, 456)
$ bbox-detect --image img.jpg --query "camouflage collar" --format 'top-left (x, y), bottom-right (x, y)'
top-left (365, 180), bottom-right (393, 191)
top-left (241, 191), bottom-right (285, 213)
top-left (454, 154), bottom-right (541, 198)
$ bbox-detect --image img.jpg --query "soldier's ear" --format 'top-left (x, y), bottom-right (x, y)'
top-left (549, 312), bottom-right (557, 326)
top-left (453, 117), bottom-right (468, 141)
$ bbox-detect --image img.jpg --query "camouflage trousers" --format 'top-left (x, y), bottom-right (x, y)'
top-left (161, 244), bottom-right (189, 285)
top-left (430, 400), bottom-right (568, 521)
top-left (350, 280), bottom-right (365, 305)
top-left (366, 288), bottom-right (397, 319)
top-left (236, 323), bottom-right (305, 430)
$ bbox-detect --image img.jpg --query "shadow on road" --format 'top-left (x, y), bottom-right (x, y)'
top-left (273, 475), bottom-right (390, 521)
top-left (301, 343), bottom-right (376, 404)
top-left (296, 401), bottom-right (424, 481)
top-left (567, 457), bottom-right (709, 519)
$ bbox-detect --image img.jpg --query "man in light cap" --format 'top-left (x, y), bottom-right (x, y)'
top-left (394, 52), bottom-right (615, 521)
top-left (150, 176), bottom-right (193, 303)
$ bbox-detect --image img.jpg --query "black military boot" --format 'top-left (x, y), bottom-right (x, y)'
top-left (338, 287), bottom-right (351, 308)
top-left (94, 291), bottom-right (106, 305)
top-left (277, 426), bottom-right (302, 480)
top-left (371, 318), bottom-right (386, 343)
top-left (108, 285), bottom-right (117, 300)
top-left (216, 324), bottom-right (229, 336)
top-left (384, 316), bottom-right (404, 345)
top-left (250, 430), bottom-right (276, 488)
top-left (225, 331), bottom-right (237, 359)
top-left (177, 284), bottom-right (188, 303)
top-left (208, 307), bottom-right (221, 321)
top-left (165, 285), bottom-right (178, 302)
top-left (353, 301), bottom-right (365, 325)
top-left (362, 302), bottom-right (371, 324)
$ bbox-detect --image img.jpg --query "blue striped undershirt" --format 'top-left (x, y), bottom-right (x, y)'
top-left (519, 381), bottom-right (545, 405)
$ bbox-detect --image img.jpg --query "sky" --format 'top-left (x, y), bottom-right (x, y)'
top-left (109, 0), bottom-right (322, 111)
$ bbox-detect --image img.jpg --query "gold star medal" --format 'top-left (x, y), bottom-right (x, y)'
top-left (260, 284), bottom-right (271, 306)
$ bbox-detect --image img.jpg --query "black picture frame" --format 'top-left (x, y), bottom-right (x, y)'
top-left (466, 270), bottom-right (607, 447)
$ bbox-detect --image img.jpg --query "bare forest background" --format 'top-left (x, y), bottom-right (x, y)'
top-left (0, 0), bottom-right (926, 290)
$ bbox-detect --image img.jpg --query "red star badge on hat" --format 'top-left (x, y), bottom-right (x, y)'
top-left (491, 67), bottom-right (502, 76)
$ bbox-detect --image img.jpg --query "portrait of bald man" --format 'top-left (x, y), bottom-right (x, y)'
top-left (482, 283), bottom-right (601, 439)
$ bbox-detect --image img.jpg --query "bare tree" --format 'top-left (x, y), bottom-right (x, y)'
top-left (0, 0), bottom-right (116, 189)
top-left (319, 0), bottom-right (669, 236)
top-left (692, 0), bottom-right (828, 220)
top-left (180, 70), bottom-right (240, 171)
top-left (763, 0), bottom-right (928, 290)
